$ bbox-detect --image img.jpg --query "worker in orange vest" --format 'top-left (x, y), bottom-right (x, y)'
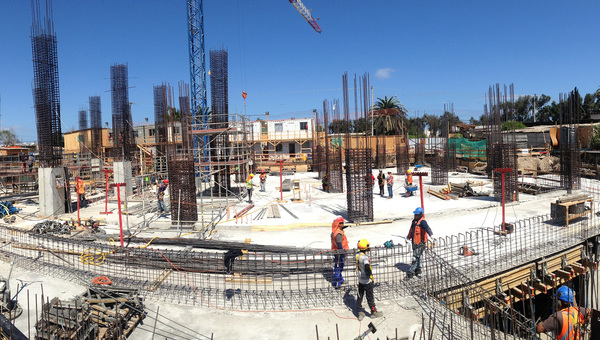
top-left (536, 286), bottom-right (590, 339)
top-left (406, 207), bottom-right (433, 279)
top-left (331, 216), bottom-right (349, 288)
top-left (386, 171), bottom-right (394, 199)
top-left (405, 169), bottom-right (413, 186)
top-left (259, 170), bottom-right (267, 192)
top-left (76, 179), bottom-right (87, 208)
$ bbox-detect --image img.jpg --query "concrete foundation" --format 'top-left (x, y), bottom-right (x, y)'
top-left (113, 161), bottom-right (133, 197)
top-left (38, 167), bottom-right (68, 217)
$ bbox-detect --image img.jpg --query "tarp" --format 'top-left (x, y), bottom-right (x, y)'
top-left (448, 137), bottom-right (487, 159)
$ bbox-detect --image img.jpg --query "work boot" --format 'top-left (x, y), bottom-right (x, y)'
top-left (405, 272), bottom-right (414, 279)
top-left (357, 312), bottom-right (365, 321)
top-left (415, 269), bottom-right (422, 276)
top-left (371, 310), bottom-right (383, 318)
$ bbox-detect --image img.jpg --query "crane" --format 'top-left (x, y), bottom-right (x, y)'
top-left (289, 0), bottom-right (322, 33)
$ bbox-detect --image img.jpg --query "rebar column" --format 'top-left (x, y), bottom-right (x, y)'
top-left (559, 89), bottom-right (581, 193)
top-left (110, 63), bottom-right (134, 161)
top-left (89, 96), bottom-right (102, 156)
top-left (31, 0), bottom-right (62, 167)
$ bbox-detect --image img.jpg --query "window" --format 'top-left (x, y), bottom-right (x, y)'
top-left (289, 143), bottom-right (296, 154)
top-left (175, 127), bottom-right (181, 134)
top-left (274, 123), bottom-right (283, 132)
top-left (275, 144), bottom-right (283, 152)
top-left (300, 122), bottom-right (308, 130)
top-left (149, 129), bottom-right (156, 136)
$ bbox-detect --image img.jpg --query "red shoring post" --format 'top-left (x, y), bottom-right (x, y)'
top-left (279, 159), bottom-right (284, 201)
top-left (75, 176), bottom-right (81, 226)
top-left (494, 168), bottom-right (513, 232)
top-left (110, 182), bottom-right (126, 247)
top-left (412, 171), bottom-right (428, 213)
top-left (99, 169), bottom-right (113, 215)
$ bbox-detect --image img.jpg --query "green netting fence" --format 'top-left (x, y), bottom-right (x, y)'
top-left (449, 137), bottom-right (487, 160)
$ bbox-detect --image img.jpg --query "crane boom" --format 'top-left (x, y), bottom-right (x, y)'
top-left (288, 0), bottom-right (321, 33)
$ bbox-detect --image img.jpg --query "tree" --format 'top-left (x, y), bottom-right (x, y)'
top-left (591, 126), bottom-right (600, 150)
top-left (425, 114), bottom-right (440, 137)
top-left (328, 119), bottom-right (353, 133)
top-left (537, 101), bottom-right (560, 123)
top-left (0, 129), bottom-right (19, 146)
top-left (354, 117), bottom-right (368, 133)
top-left (469, 117), bottom-right (480, 126)
top-left (371, 96), bottom-right (407, 135)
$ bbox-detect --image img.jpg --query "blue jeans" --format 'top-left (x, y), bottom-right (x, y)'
top-left (158, 200), bottom-right (168, 214)
top-left (409, 244), bottom-right (425, 274)
top-left (333, 254), bottom-right (346, 287)
top-left (388, 185), bottom-right (393, 198)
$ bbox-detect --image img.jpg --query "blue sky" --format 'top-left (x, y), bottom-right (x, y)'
top-left (1, 1), bottom-right (599, 142)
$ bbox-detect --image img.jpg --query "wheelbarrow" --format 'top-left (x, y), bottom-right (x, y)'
top-left (405, 185), bottom-right (418, 197)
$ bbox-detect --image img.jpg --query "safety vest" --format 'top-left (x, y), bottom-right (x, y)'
top-left (387, 174), bottom-right (394, 185)
top-left (331, 229), bottom-right (349, 250)
top-left (77, 183), bottom-right (85, 195)
top-left (246, 177), bottom-right (253, 189)
top-left (410, 217), bottom-right (428, 245)
top-left (557, 307), bottom-right (583, 340)
top-left (406, 173), bottom-right (413, 185)
top-left (260, 174), bottom-right (266, 182)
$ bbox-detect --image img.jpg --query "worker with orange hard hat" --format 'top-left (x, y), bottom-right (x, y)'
top-left (331, 216), bottom-right (349, 288)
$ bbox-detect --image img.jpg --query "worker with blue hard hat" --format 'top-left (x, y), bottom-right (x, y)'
top-left (536, 285), bottom-right (590, 338)
top-left (406, 206), bottom-right (432, 279)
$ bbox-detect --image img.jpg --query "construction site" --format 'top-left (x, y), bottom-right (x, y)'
top-left (1, 1), bottom-right (600, 340)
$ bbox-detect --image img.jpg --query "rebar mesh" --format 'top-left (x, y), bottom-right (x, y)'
top-left (153, 84), bottom-right (168, 156)
top-left (345, 149), bottom-right (373, 222)
top-left (31, 2), bottom-right (62, 168)
top-left (430, 138), bottom-right (448, 185)
top-left (395, 136), bottom-right (409, 174)
top-left (323, 100), bottom-right (343, 193)
top-left (89, 96), bottom-right (103, 157)
top-left (110, 64), bottom-right (135, 161)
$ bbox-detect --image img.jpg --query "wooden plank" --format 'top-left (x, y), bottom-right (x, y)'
top-left (225, 276), bottom-right (272, 284)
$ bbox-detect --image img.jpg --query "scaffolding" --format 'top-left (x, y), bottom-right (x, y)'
top-left (31, 0), bottom-right (62, 168)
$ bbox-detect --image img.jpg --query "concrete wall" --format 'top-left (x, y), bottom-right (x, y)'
top-left (38, 167), bottom-right (67, 216)
top-left (113, 161), bottom-right (133, 197)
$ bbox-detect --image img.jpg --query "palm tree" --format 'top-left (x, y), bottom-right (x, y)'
top-left (371, 96), bottom-right (407, 135)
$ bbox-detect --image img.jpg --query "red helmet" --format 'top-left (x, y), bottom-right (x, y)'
top-left (164, 180), bottom-right (169, 184)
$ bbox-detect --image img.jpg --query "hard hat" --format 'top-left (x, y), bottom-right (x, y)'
top-left (379, 169), bottom-right (383, 172)
top-left (30, 153), bottom-right (34, 156)
top-left (556, 286), bottom-right (574, 304)
top-left (334, 216), bottom-right (344, 223)
top-left (413, 207), bottom-right (424, 215)
top-left (407, 169), bottom-right (411, 174)
top-left (358, 239), bottom-right (370, 250)
top-left (250, 173), bottom-right (254, 178)
top-left (164, 180), bottom-right (169, 184)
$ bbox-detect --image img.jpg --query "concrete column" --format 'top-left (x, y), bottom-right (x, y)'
top-left (38, 167), bottom-right (68, 217)
top-left (113, 161), bottom-right (133, 197)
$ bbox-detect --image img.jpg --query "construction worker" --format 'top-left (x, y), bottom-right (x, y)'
top-left (405, 169), bottom-right (413, 186)
top-left (259, 170), bottom-right (267, 192)
top-left (536, 286), bottom-right (590, 338)
top-left (356, 239), bottom-right (383, 321)
top-left (76, 179), bottom-right (87, 208)
top-left (386, 171), bottom-right (394, 199)
top-left (157, 179), bottom-right (169, 216)
top-left (377, 170), bottom-right (385, 197)
top-left (322, 174), bottom-right (328, 192)
top-left (224, 249), bottom-right (249, 275)
top-left (330, 216), bottom-right (348, 288)
top-left (28, 153), bottom-right (34, 172)
top-left (246, 173), bottom-right (256, 203)
top-left (406, 207), bottom-right (433, 279)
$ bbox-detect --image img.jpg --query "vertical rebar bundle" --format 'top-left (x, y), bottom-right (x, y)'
top-left (486, 84), bottom-right (519, 203)
top-left (559, 89), bottom-right (581, 193)
top-left (89, 96), bottom-right (102, 157)
top-left (78, 109), bottom-right (88, 131)
top-left (395, 135), bottom-right (409, 174)
top-left (153, 84), bottom-right (168, 156)
top-left (444, 103), bottom-right (457, 171)
top-left (344, 73), bottom-right (373, 222)
top-left (323, 99), bottom-right (343, 193)
top-left (209, 49), bottom-right (231, 194)
top-left (167, 82), bottom-right (198, 225)
top-left (110, 63), bottom-right (134, 161)
top-left (31, 0), bottom-right (62, 167)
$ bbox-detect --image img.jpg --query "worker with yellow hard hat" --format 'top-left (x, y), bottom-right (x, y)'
top-left (355, 239), bottom-right (382, 321)
top-left (246, 173), bottom-right (257, 203)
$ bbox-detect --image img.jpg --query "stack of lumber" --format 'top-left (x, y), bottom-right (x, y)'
top-left (35, 297), bottom-right (96, 339)
top-left (83, 286), bottom-right (145, 339)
